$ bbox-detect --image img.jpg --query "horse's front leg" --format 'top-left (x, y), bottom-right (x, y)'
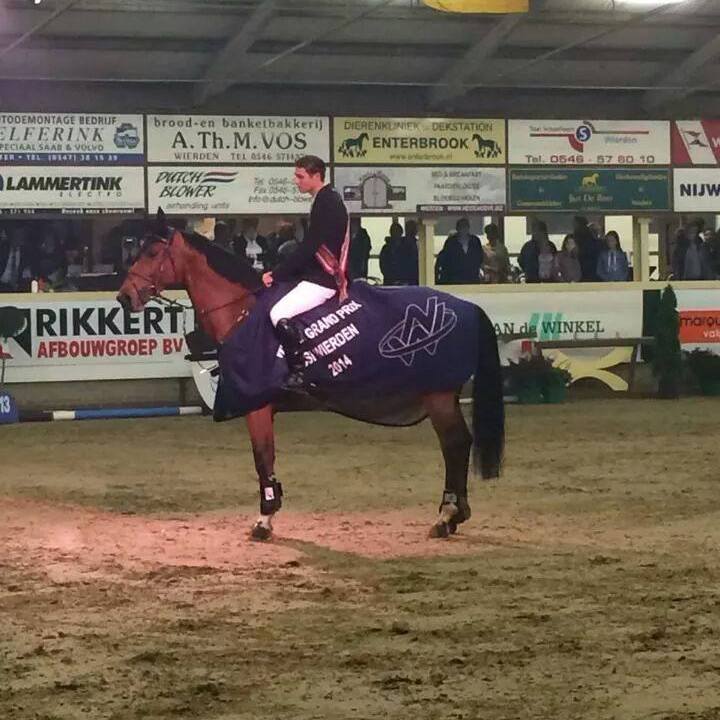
top-left (245, 404), bottom-right (282, 541)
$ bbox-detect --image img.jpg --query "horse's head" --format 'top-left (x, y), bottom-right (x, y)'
top-left (117, 210), bottom-right (185, 312)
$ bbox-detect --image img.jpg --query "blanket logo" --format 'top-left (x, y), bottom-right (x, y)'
top-left (378, 296), bottom-right (457, 367)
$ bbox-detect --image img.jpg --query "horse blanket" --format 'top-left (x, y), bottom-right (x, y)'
top-left (214, 282), bottom-right (481, 425)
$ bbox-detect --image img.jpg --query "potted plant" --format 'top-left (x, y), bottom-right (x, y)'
top-left (506, 354), bottom-right (572, 404)
top-left (685, 349), bottom-right (720, 396)
top-left (652, 285), bottom-right (682, 399)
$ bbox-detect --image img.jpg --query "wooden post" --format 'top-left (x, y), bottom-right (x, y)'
top-left (633, 216), bottom-right (651, 281)
top-left (419, 217), bottom-right (437, 287)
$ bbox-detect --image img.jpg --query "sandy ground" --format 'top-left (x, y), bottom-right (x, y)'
top-left (2, 399), bottom-right (720, 720)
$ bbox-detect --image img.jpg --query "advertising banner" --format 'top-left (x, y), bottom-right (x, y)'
top-left (674, 289), bottom-right (720, 351)
top-left (508, 120), bottom-right (670, 166)
top-left (0, 299), bottom-right (194, 383)
top-left (0, 166), bottom-right (145, 215)
top-left (509, 168), bottom-right (671, 213)
top-left (333, 117), bottom-right (505, 165)
top-left (464, 290), bottom-right (643, 343)
top-left (334, 166), bottom-right (506, 214)
top-left (147, 115), bottom-right (329, 164)
top-left (146, 166), bottom-right (309, 215)
top-left (0, 113), bottom-right (144, 165)
top-left (671, 120), bottom-right (720, 165)
top-left (673, 168), bottom-right (720, 211)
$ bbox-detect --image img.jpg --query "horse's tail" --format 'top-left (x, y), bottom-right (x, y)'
top-left (471, 306), bottom-right (505, 479)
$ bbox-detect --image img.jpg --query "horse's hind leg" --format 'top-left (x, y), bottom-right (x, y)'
top-left (423, 392), bottom-right (472, 539)
top-left (245, 405), bottom-right (282, 541)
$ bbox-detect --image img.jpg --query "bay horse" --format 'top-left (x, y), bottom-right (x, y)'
top-left (117, 219), bottom-right (504, 541)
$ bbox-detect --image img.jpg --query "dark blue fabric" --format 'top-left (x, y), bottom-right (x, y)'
top-left (214, 281), bottom-right (480, 421)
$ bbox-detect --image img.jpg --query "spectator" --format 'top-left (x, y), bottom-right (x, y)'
top-left (395, 219), bottom-right (419, 285)
top-left (212, 221), bottom-right (234, 253)
top-left (482, 223), bottom-right (511, 284)
top-left (519, 221), bottom-right (557, 283)
top-left (0, 227), bottom-right (33, 292)
top-left (671, 228), bottom-right (689, 280)
top-left (596, 231), bottom-right (629, 282)
top-left (435, 217), bottom-right (484, 284)
top-left (233, 218), bottom-right (267, 271)
top-left (708, 229), bottom-right (720, 278)
top-left (348, 217), bottom-right (372, 280)
top-left (274, 221), bottom-right (299, 263)
top-left (573, 215), bottom-right (601, 281)
top-left (681, 222), bottom-right (714, 280)
top-left (36, 228), bottom-right (67, 288)
top-left (379, 221), bottom-right (404, 285)
top-left (554, 234), bottom-right (582, 283)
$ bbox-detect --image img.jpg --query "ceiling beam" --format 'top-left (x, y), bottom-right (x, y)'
top-left (193, 0), bottom-right (276, 106)
top-left (642, 32), bottom-right (720, 111)
top-left (426, 14), bottom-right (524, 110)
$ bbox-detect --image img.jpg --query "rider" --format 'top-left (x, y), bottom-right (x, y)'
top-left (262, 155), bottom-right (350, 389)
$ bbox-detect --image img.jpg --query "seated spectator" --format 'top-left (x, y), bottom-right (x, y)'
top-left (233, 218), bottom-right (267, 271)
top-left (482, 223), bottom-right (511, 284)
top-left (395, 219), bottom-right (419, 285)
top-left (348, 217), bottom-right (372, 280)
top-left (554, 234), bottom-right (582, 283)
top-left (435, 217), bottom-right (484, 284)
top-left (379, 221), bottom-right (404, 285)
top-left (519, 221), bottom-right (557, 283)
top-left (597, 231), bottom-right (629, 282)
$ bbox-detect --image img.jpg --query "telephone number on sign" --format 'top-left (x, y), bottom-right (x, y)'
top-left (539, 154), bottom-right (657, 165)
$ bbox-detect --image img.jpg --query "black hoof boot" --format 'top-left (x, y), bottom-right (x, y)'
top-left (430, 491), bottom-right (471, 539)
top-left (250, 520), bottom-right (272, 542)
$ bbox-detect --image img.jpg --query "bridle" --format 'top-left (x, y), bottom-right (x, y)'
top-left (127, 230), bottom-right (254, 332)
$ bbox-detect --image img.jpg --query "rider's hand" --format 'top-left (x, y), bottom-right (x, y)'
top-left (262, 272), bottom-right (273, 287)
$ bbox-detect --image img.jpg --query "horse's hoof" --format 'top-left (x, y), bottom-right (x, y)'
top-left (429, 521), bottom-right (451, 539)
top-left (250, 522), bottom-right (272, 542)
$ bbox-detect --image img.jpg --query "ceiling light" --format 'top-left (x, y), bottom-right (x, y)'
top-left (619, 0), bottom-right (687, 5)
top-left (423, 0), bottom-right (528, 12)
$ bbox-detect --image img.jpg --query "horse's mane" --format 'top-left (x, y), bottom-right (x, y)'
top-left (183, 231), bottom-right (262, 291)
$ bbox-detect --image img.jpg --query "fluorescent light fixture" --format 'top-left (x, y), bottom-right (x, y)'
top-left (620, 0), bottom-right (686, 5)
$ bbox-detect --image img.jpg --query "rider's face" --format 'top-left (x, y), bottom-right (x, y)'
top-left (294, 168), bottom-right (321, 194)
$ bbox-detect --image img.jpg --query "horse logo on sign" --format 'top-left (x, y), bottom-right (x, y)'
top-left (378, 296), bottom-right (458, 367)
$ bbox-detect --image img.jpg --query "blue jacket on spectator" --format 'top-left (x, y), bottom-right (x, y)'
top-left (596, 249), bottom-right (629, 282)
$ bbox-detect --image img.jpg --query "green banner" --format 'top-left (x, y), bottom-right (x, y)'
top-left (509, 168), bottom-right (671, 212)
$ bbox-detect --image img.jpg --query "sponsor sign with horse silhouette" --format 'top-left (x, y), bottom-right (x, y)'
top-left (333, 117), bottom-right (505, 165)
top-left (509, 168), bottom-right (671, 212)
top-left (509, 120), bottom-right (669, 166)
top-left (335, 166), bottom-right (506, 213)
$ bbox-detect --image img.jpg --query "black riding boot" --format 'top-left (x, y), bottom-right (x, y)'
top-left (275, 318), bottom-right (306, 390)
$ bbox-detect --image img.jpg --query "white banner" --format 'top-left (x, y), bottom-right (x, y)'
top-left (147, 115), bottom-right (329, 164)
top-left (0, 300), bottom-right (194, 383)
top-left (334, 166), bottom-right (506, 214)
top-left (0, 113), bottom-right (144, 165)
top-left (0, 166), bottom-right (145, 214)
top-left (509, 120), bottom-right (670, 165)
top-left (673, 168), bottom-right (720, 211)
top-left (147, 166), bottom-right (309, 215)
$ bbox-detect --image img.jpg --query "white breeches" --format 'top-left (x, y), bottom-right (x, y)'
top-left (269, 281), bottom-right (336, 326)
